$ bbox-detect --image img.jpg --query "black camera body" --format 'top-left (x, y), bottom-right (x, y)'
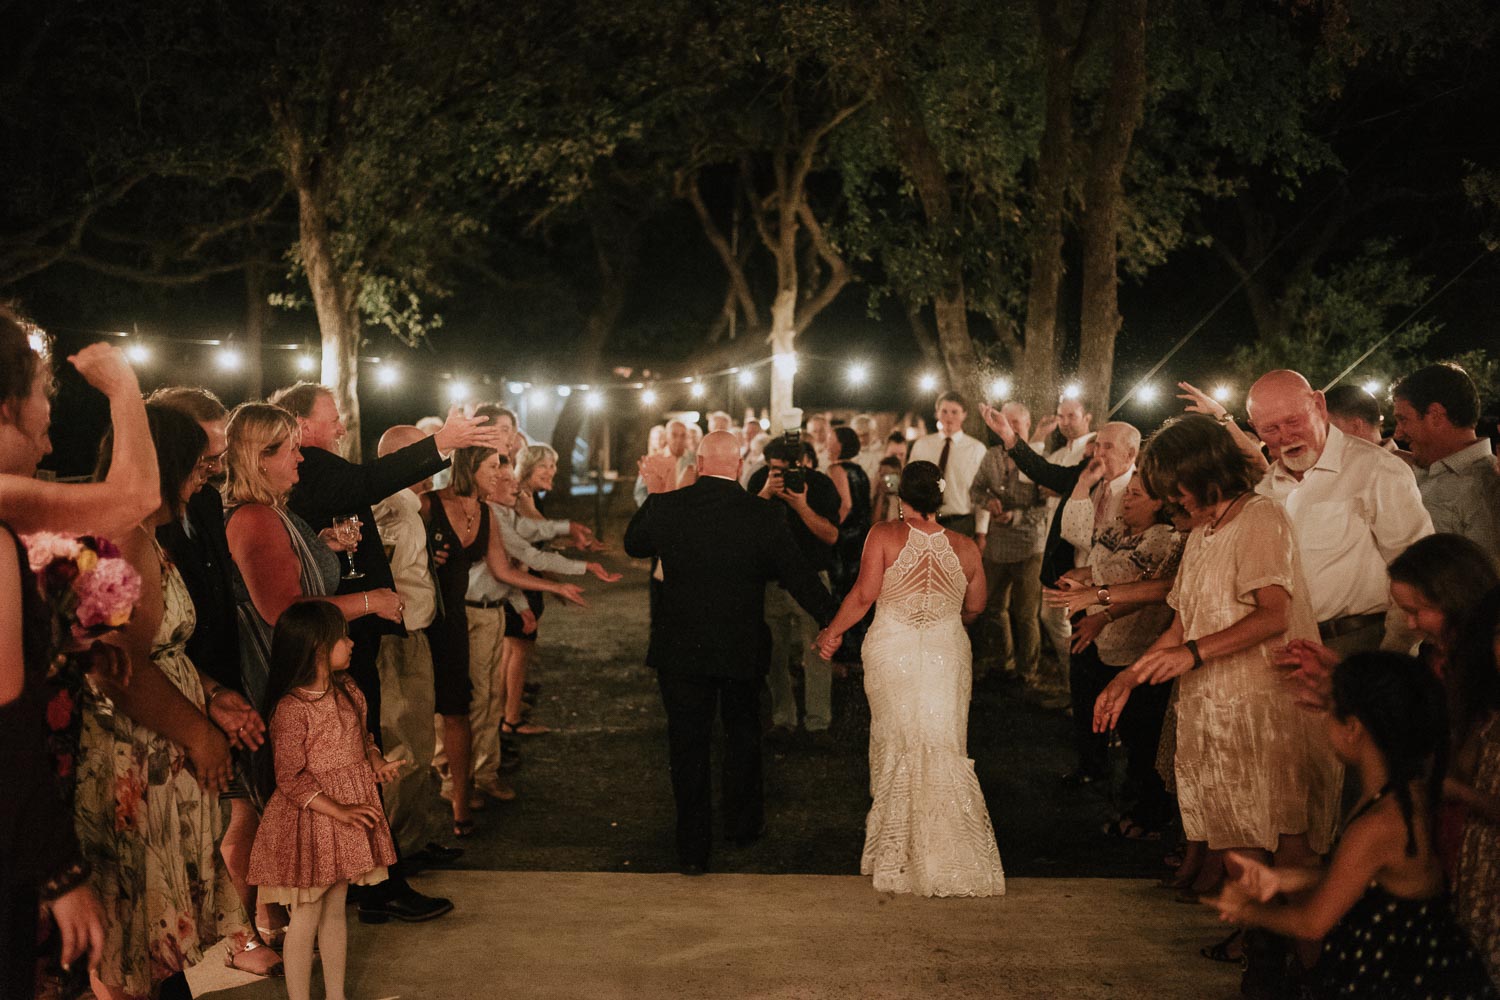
top-left (781, 458), bottom-right (806, 494)
top-left (776, 408), bottom-right (808, 494)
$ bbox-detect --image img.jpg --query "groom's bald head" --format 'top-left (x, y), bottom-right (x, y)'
top-left (696, 431), bottom-right (742, 479)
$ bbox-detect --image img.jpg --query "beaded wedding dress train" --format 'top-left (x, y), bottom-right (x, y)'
top-left (860, 525), bottom-right (1005, 897)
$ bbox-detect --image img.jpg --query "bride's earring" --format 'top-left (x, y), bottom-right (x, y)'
top-left (897, 500), bottom-right (904, 521)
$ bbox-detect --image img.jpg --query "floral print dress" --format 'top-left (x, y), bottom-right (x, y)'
top-left (74, 543), bottom-right (247, 997)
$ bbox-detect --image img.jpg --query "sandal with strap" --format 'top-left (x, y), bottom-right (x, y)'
top-left (255, 923), bottom-right (286, 950)
top-left (226, 938), bottom-right (284, 978)
top-left (1199, 929), bottom-right (1246, 964)
top-left (502, 717), bottom-right (550, 737)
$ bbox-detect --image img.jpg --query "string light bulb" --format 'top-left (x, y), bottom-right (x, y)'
top-left (530, 388), bottom-right (550, 408)
top-left (585, 391), bottom-right (604, 412)
top-left (125, 343), bottom-right (150, 365)
top-left (1362, 380), bottom-right (1383, 397)
top-left (689, 381), bottom-right (706, 399)
top-left (296, 353), bottom-right (317, 374)
top-left (846, 363), bottom-right (869, 386)
top-left (556, 385), bottom-right (572, 398)
top-left (376, 364), bottom-right (400, 387)
top-left (918, 372), bottom-right (938, 392)
top-left (641, 388), bottom-right (658, 407)
top-left (1061, 382), bottom-right (1082, 401)
top-left (737, 369), bottom-right (755, 388)
top-left (989, 377), bottom-right (1011, 400)
top-left (507, 382), bottom-right (525, 395)
top-left (448, 380), bottom-right (471, 404)
top-left (216, 346), bottom-right (243, 372)
top-left (1212, 384), bottom-right (1233, 403)
top-left (1136, 384), bottom-right (1160, 405)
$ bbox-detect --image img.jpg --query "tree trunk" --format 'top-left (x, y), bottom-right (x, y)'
top-left (767, 287), bottom-right (797, 433)
top-left (1077, 0), bottom-right (1148, 414)
top-left (244, 261), bottom-right (268, 400)
top-left (294, 181), bottom-right (362, 459)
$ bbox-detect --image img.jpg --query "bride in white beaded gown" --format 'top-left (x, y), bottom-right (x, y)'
top-left (816, 461), bottom-right (1005, 897)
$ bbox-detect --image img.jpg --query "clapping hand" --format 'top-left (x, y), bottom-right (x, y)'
top-left (208, 689), bottom-right (267, 751)
top-left (638, 454), bottom-right (673, 495)
top-left (1033, 414), bottom-right (1060, 441)
top-left (1205, 851), bottom-right (1280, 923)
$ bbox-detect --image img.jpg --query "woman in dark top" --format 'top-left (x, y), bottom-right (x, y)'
top-left (424, 446), bottom-right (508, 837)
top-left (0, 309), bottom-right (111, 997)
top-left (827, 426), bottom-right (873, 662)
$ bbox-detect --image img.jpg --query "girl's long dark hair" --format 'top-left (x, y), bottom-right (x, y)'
top-left (252, 600), bottom-right (356, 803)
top-left (1448, 586), bottom-right (1500, 753)
top-left (1332, 651), bottom-right (1450, 856)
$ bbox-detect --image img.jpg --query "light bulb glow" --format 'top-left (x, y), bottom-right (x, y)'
top-left (689, 382), bottom-right (706, 399)
top-left (216, 347), bottom-right (243, 372)
top-left (846, 363), bottom-right (869, 386)
top-left (376, 364), bottom-right (399, 387)
top-left (1061, 382), bottom-right (1082, 401)
top-left (918, 372), bottom-right (938, 392)
top-left (296, 353), bottom-right (317, 374)
top-left (1212, 384), bottom-right (1232, 403)
top-left (737, 369), bottom-right (755, 387)
top-left (989, 377), bottom-right (1011, 400)
top-left (125, 343), bottom-right (150, 365)
top-left (530, 389), bottom-right (550, 407)
top-left (1136, 384), bottom-right (1159, 404)
top-left (641, 389), bottom-right (658, 407)
top-left (448, 380), bottom-right (471, 403)
top-left (584, 392), bottom-right (603, 412)
top-left (556, 385), bottom-right (572, 398)
top-left (1362, 380), bottom-right (1383, 397)
top-left (507, 382), bottom-right (525, 395)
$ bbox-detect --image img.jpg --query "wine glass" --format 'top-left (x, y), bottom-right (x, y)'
top-left (333, 514), bottom-right (365, 580)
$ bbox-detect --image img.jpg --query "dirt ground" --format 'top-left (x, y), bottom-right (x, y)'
top-left (451, 500), bottom-right (1170, 881)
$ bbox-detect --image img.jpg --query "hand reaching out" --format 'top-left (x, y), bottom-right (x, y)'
top-left (553, 582), bottom-right (589, 608)
top-left (68, 343), bottom-right (142, 400)
top-left (434, 406), bottom-right (511, 453)
top-left (978, 404), bottom-right (1017, 447)
top-left (1176, 381), bottom-right (1228, 421)
top-left (587, 562), bottom-right (622, 583)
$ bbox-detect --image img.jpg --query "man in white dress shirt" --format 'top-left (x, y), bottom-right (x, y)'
top-left (1036, 395), bottom-right (1096, 691)
top-left (806, 413), bottom-right (833, 473)
top-left (851, 414), bottom-right (885, 482)
top-left (908, 391), bottom-right (987, 537)
top-left (1391, 362), bottom-right (1500, 563)
top-left (1247, 369), bottom-right (1433, 655)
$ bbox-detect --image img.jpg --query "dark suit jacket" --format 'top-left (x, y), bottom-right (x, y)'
top-left (1007, 442), bottom-right (1089, 587)
top-left (624, 476), bottom-right (838, 680)
top-left (157, 486), bottom-right (242, 692)
top-left (287, 438), bottom-right (448, 638)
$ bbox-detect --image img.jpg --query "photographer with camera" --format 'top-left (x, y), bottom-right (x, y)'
top-left (746, 432), bottom-right (841, 737)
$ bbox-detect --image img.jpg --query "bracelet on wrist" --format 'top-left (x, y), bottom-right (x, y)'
top-left (40, 859), bottom-right (91, 902)
top-left (1185, 638), bottom-right (1204, 670)
top-left (363, 592), bottom-right (370, 614)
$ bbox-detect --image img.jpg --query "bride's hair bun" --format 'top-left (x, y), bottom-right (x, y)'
top-left (899, 461), bottom-right (944, 515)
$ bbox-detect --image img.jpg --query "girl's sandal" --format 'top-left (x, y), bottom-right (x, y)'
top-left (225, 938), bottom-right (284, 978)
top-left (1199, 929), bottom-right (1246, 964)
top-left (502, 717), bottom-right (550, 737)
top-left (255, 923), bottom-right (286, 950)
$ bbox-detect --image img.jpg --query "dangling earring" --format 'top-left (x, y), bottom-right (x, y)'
top-left (897, 500), bottom-right (905, 521)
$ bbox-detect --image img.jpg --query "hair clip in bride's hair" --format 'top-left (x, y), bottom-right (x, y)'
top-left (937, 478), bottom-right (947, 494)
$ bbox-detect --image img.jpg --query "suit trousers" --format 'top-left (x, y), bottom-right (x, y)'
top-left (976, 554), bottom-right (1043, 680)
top-left (656, 672), bottom-right (764, 868)
top-left (467, 605), bottom-right (508, 792)
top-left (765, 576), bottom-right (831, 730)
top-left (376, 631), bottom-right (446, 855)
top-left (348, 618), bottom-right (384, 745)
top-left (1036, 601), bottom-right (1072, 693)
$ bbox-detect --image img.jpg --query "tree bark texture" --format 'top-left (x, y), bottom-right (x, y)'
top-left (1077, 0), bottom-right (1148, 414)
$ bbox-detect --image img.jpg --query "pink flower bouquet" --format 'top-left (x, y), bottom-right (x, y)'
top-left (22, 532), bottom-right (142, 640)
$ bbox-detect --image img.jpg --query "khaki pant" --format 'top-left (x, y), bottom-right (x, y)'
top-left (977, 553), bottom-right (1043, 680)
top-left (376, 631), bottom-right (447, 855)
top-left (1037, 600), bottom-right (1072, 694)
top-left (766, 575), bottom-right (831, 731)
top-left (467, 605), bottom-right (509, 792)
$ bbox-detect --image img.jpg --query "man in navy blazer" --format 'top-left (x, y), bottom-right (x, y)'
top-left (625, 431), bottom-right (837, 873)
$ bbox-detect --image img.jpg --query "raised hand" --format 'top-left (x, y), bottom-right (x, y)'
top-left (1176, 381), bottom-right (1229, 421)
top-left (434, 406), bottom-right (511, 453)
top-left (638, 454), bottom-right (673, 495)
top-left (978, 404), bottom-right (1017, 447)
top-left (1033, 414), bottom-right (1060, 441)
top-left (68, 343), bottom-right (141, 400)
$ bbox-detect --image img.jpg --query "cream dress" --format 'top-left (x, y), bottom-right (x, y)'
top-left (1168, 495), bottom-right (1342, 853)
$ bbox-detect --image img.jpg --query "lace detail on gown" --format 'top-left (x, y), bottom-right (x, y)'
top-left (860, 527), bottom-right (1005, 897)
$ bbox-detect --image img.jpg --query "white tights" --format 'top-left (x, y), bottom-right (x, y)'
top-left (283, 880), bottom-right (350, 1000)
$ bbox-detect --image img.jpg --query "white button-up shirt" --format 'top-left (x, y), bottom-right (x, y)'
top-left (1060, 464), bottom-right (1135, 557)
top-left (1415, 438), bottom-right (1500, 562)
top-left (372, 488), bottom-right (438, 630)
top-left (1256, 423), bottom-right (1432, 622)
top-left (909, 429), bottom-right (987, 519)
top-left (1038, 432), bottom-right (1096, 563)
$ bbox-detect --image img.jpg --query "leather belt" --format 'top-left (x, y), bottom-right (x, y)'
top-left (465, 599), bottom-right (505, 609)
top-left (1317, 612), bottom-right (1384, 641)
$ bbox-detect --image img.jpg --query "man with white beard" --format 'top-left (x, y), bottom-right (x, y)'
top-left (1246, 369), bottom-right (1432, 655)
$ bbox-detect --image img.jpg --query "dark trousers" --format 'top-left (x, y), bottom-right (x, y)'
top-left (1070, 643), bottom-right (1173, 825)
top-left (1, 880), bottom-right (37, 1000)
top-left (656, 672), bottom-right (764, 868)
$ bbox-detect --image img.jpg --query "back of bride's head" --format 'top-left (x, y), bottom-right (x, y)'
top-left (899, 461), bottom-right (944, 516)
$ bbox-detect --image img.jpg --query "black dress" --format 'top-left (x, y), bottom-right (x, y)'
top-left (831, 461), bottom-right (872, 662)
top-left (0, 523), bottom-right (85, 1000)
top-left (425, 496), bottom-right (490, 717)
top-left (1310, 790), bottom-right (1497, 999)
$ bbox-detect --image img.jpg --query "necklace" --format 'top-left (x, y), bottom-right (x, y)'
top-left (1204, 492), bottom-right (1248, 536)
top-left (296, 683), bottom-right (331, 700)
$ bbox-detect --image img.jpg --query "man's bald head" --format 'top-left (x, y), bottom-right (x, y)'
top-left (696, 431), bottom-right (742, 479)
top-left (378, 424), bottom-right (425, 457)
top-left (1246, 369), bottom-right (1328, 475)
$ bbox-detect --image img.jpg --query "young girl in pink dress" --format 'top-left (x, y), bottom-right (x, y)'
top-left (248, 601), bottom-right (401, 1000)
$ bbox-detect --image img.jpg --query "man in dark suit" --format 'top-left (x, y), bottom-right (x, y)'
top-left (625, 431), bottom-right (837, 874)
top-left (269, 381), bottom-right (504, 923)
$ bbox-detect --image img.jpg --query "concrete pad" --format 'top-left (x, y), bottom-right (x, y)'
top-left (188, 871), bottom-right (1239, 999)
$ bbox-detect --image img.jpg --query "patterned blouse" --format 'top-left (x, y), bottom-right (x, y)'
top-left (1084, 521), bottom-right (1184, 666)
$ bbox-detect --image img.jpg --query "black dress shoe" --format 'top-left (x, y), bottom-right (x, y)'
top-left (1059, 768), bottom-right (1102, 787)
top-left (406, 843), bottom-right (465, 870)
top-left (357, 886), bottom-right (454, 924)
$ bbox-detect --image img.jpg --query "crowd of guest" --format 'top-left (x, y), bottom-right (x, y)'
top-left (6, 279), bottom-right (1500, 1000)
top-left (0, 305), bottom-right (614, 1000)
